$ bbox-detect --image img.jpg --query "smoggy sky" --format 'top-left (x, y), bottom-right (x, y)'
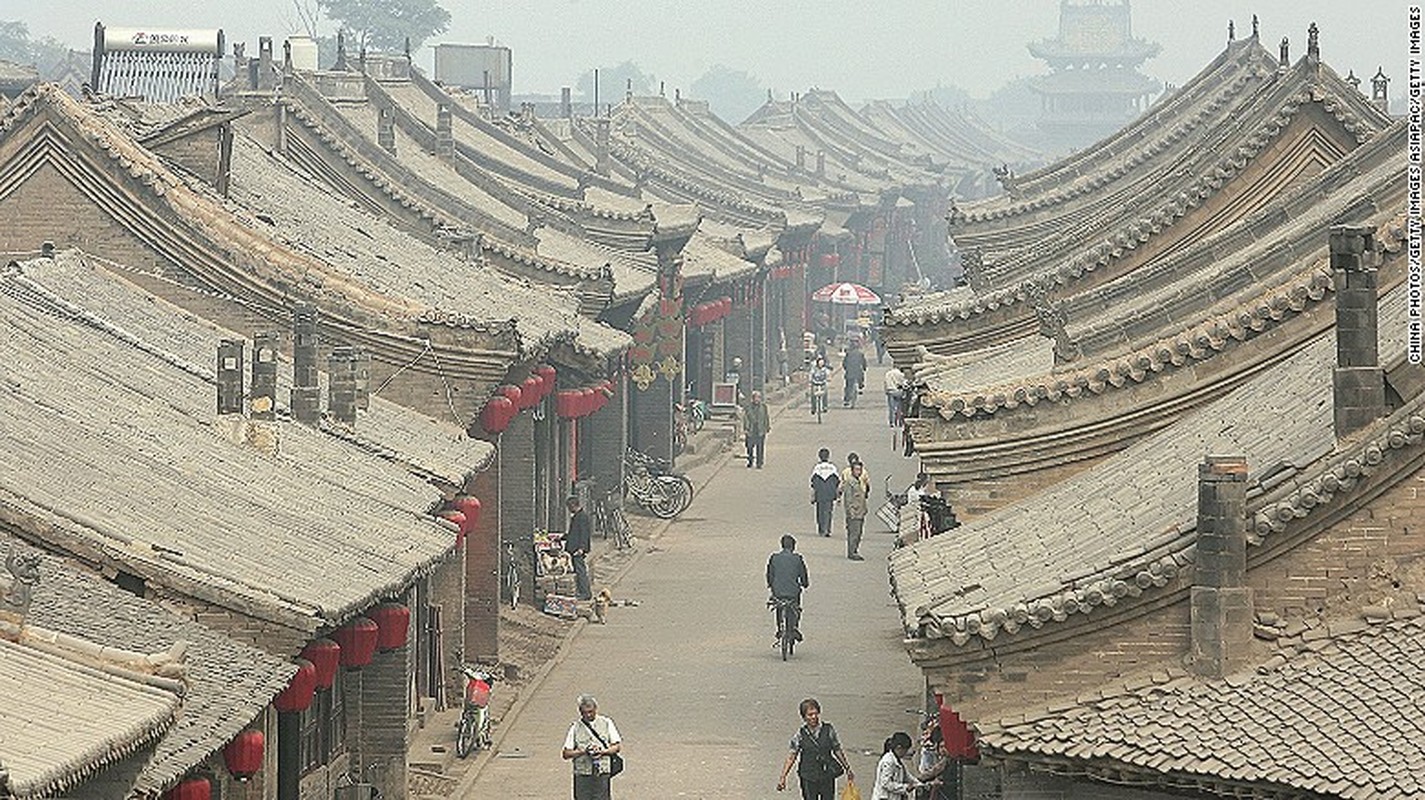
top-left (5, 1), bottom-right (1410, 101)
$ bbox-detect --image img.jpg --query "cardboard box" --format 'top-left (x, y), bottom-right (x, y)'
top-left (543, 594), bottom-right (580, 619)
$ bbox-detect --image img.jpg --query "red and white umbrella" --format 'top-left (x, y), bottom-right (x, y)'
top-left (811, 282), bottom-right (881, 305)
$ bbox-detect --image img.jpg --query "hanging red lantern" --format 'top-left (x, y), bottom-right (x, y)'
top-left (273, 659), bottom-right (316, 713)
top-left (438, 509), bottom-right (467, 546)
top-left (301, 639), bottom-right (341, 690)
top-left (331, 617), bottom-right (379, 668)
top-left (223, 729), bottom-right (265, 781)
top-left (370, 602), bottom-right (411, 651)
top-left (479, 396), bottom-right (515, 435)
top-left (454, 496), bottom-right (482, 532)
top-left (521, 376), bottom-right (542, 409)
top-left (535, 364), bottom-right (557, 396)
top-left (580, 387), bottom-right (597, 417)
top-left (163, 777), bottom-right (212, 800)
top-left (721, 297), bottom-right (733, 316)
top-left (496, 384), bottom-right (522, 407)
top-left (556, 390), bottom-right (575, 418)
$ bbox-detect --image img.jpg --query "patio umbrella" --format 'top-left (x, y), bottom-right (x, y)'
top-left (811, 282), bottom-right (881, 305)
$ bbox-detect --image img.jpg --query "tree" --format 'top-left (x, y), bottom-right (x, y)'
top-left (318, 0), bottom-right (450, 52)
top-left (689, 64), bottom-right (764, 124)
top-left (0, 20), bottom-right (67, 71)
top-left (575, 61), bottom-right (656, 107)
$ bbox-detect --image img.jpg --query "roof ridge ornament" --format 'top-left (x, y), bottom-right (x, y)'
top-left (1279, 36), bottom-right (1290, 69)
top-left (1228, 20), bottom-right (1235, 43)
top-left (1252, 14), bottom-right (1259, 39)
top-left (1027, 282), bottom-right (1080, 364)
top-left (1307, 22), bottom-right (1319, 64)
top-left (1, 548), bottom-right (41, 623)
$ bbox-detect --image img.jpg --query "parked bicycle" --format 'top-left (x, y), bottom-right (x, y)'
top-left (455, 665), bottom-right (496, 758)
top-left (623, 448), bottom-right (693, 519)
top-left (503, 541), bottom-right (520, 610)
top-left (590, 482), bottom-right (634, 550)
top-left (672, 394), bottom-right (709, 455)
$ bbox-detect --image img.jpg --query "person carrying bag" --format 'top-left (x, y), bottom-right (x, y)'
top-left (562, 694), bottom-right (622, 800)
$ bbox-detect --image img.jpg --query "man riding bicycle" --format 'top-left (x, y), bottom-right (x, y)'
top-left (767, 534), bottom-right (809, 643)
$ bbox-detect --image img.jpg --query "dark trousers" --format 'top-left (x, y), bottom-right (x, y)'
top-left (573, 772), bottom-right (611, 800)
top-left (746, 435), bottom-right (765, 467)
top-left (815, 500), bottom-right (834, 536)
top-left (799, 776), bottom-right (836, 800)
top-left (571, 553), bottom-right (591, 600)
top-left (843, 379), bottom-right (858, 406)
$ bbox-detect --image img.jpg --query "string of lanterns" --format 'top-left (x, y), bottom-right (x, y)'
top-left (478, 364), bottom-right (617, 433)
top-left (688, 296), bottom-right (732, 327)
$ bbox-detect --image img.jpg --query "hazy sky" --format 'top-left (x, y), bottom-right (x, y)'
top-left (5, 1), bottom-right (1410, 101)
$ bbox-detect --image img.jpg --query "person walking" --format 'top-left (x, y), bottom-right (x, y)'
top-left (743, 390), bottom-right (771, 469)
top-left (871, 732), bottom-right (937, 800)
top-left (562, 694), bottom-right (622, 800)
top-left (777, 698), bottom-right (855, 799)
top-left (843, 453), bottom-right (872, 498)
top-left (883, 364), bottom-right (906, 427)
top-left (842, 343), bottom-right (868, 407)
top-left (766, 534), bottom-right (808, 643)
top-left (564, 496), bottom-right (593, 600)
top-left (841, 460), bottom-right (870, 560)
top-left (809, 449), bottom-right (841, 537)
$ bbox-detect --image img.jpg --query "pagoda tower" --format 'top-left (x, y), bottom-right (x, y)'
top-left (1027, 0), bottom-right (1160, 153)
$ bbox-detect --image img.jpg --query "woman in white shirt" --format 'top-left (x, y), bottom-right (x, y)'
top-left (871, 732), bottom-right (937, 799)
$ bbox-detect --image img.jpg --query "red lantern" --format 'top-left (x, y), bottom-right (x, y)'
top-left (273, 659), bottom-right (316, 713)
top-left (438, 509), bottom-right (466, 546)
top-left (723, 297), bottom-right (733, 314)
top-left (223, 729), bottom-right (265, 781)
top-left (163, 777), bottom-right (212, 800)
top-left (521, 376), bottom-right (542, 409)
top-left (301, 639), bottom-right (341, 690)
top-left (479, 396), bottom-right (515, 435)
top-left (580, 387), bottom-right (596, 417)
top-left (370, 602), bottom-right (411, 651)
top-left (556, 390), bottom-right (575, 418)
top-left (535, 364), bottom-right (557, 395)
top-left (331, 617), bottom-right (378, 668)
top-left (454, 496), bottom-right (482, 532)
top-left (496, 384), bottom-right (522, 407)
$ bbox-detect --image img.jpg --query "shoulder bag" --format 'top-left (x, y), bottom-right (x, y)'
top-left (798, 724), bottom-right (846, 781)
top-left (582, 718), bottom-right (624, 777)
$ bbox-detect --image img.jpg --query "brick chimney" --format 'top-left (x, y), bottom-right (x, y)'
top-left (1331, 224), bottom-right (1382, 439)
top-left (217, 339), bottom-right (245, 415)
top-left (1189, 454), bottom-right (1253, 677)
top-left (290, 304), bottom-right (321, 424)
top-left (795, 145), bottom-right (806, 171)
top-left (594, 117), bottom-right (611, 177)
top-left (328, 346), bottom-right (359, 426)
top-left (354, 348), bottom-right (371, 410)
top-left (560, 87), bottom-right (572, 119)
top-left (256, 37), bottom-right (274, 90)
top-left (250, 331), bottom-right (279, 421)
top-left (816, 150), bottom-right (825, 178)
top-left (436, 103), bottom-right (453, 162)
top-left (377, 105), bottom-right (396, 155)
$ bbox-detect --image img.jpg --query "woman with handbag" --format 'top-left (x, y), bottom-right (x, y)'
top-left (871, 732), bottom-right (939, 800)
top-left (776, 697), bottom-right (855, 800)
top-left (562, 694), bottom-right (622, 800)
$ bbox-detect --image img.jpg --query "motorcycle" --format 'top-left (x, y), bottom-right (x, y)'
top-left (455, 665), bottom-right (496, 757)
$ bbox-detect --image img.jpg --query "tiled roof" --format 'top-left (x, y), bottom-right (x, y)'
top-left (0, 258), bottom-right (461, 634)
top-left (0, 58), bottom-right (40, 85)
top-left (15, 252), bottom-right (495, 486)
top-left (680, 235), bottom-right (758, 283)
top-left (226, 135), bottom-right (629, 357)
top-left (978, 613), bottom-right (1425, 799)
top-left (889, 284), bottom-right (1411, 645)
top-left (0, 636), bottom-right (181, 800)
top-left (9, 537), bottom-right (293, 796)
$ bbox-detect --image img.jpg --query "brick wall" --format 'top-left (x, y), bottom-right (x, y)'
top-left (427, 557), bottom-right (466, 704)
top-left (630, 374), bottom-right (676, 465)
top-left (498, 413), bottom-right (538, 604)
top-left (725, 300), bottom-right (753, 391)
top-left (464, 461), bottom-right (500, 662)
top-left (151, 129), bottom-right (224, 188)
top-left (155, 588), bottom-right (309, 657)
top-left (347, 642), bottom-right (411, 799)
top-left (584, 382), bottom-right (628, 493)
top-left (0, 163), bottom-right (164, 266)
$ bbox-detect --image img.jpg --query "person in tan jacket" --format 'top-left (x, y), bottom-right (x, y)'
top-left (841, 460), bottom-right (869, 560)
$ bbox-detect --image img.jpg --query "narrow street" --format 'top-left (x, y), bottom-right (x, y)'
top-left (465, 363), bottom-right (926, 798)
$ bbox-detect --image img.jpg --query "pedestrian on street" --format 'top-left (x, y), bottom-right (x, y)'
top-left (843, 453), bottom-right (872, 498)
top-left (766, 534), bottom-right (808, 643)
top-left (842, 342), bottom-right (868, 407)
top-left (883, 364), bottom-right (906, 427)
top-left (777, 697), bottom-right (855, 799)
top-left (871, 731), bottom-right (938, 800)
top-left (743, 390), bottom-right (771, 469)
top-left (809, 356), bottom-right (831, 416)
top-left (562, 694), bottom-right (622, 800)
top-left (564, 496), bottom-right (593, 600)
top-left (841, 460), bottom-right (870, 560)
top-left (916, 726), bottom-right (954, 800)
top-left (809, 448), bottom-right (841, 537)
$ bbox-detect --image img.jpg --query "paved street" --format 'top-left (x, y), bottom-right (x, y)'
top-left (465, 363), bottom-right (926, 798)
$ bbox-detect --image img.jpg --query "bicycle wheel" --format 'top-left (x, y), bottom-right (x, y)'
top-left (610, 504), bottom-right (633, 549)
top-left (456, 712), bottom-right (477, 757)
top-left (651, 476), bottom-right (692, 519)
top-left (780, 606), bottom-right (792, 661)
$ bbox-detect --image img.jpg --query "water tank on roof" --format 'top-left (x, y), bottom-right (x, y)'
top-left (286, 35), bottom-right (318, 72)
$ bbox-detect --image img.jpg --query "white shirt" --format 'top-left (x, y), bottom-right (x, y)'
top-left (871, 750), bottom-right (918, 799)
top-left (883, 367), bottom-right (906, 395)
top-left (564, 714), bottom-right (621, 775)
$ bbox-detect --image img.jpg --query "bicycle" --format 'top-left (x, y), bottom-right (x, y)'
top-left (769, 596), bottom-right (800, 660)
top-left (592, 487), bottom-right (633, 550)
top-left (455, 665), bottom-right (496, 758)
top-left (503, 541), bottom-right (520, 610)
top-left (622, 449), bottom-right (693, 519)
top-left (334, 763), bottom-right (382, 800)
top-left (810, 381), bottom-right (828, 423)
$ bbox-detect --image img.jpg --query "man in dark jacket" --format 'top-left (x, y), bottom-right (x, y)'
top-left (767, 534), bottom-right (808, 642)
top-left (743, 390), bottom-right (772, 468)
top-left (809, 448), bottom-right (840, 537)
top-left (841, 343), bottom-right (867, 407)
top-left (564, 496), bottom-right (593, 600)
